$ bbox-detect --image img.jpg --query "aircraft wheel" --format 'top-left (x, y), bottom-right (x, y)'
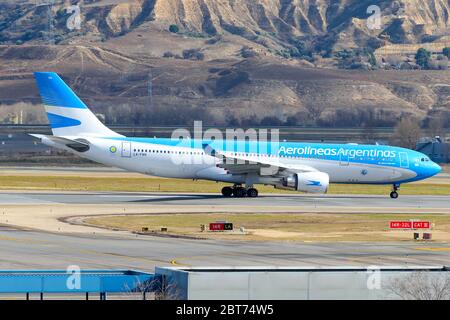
top-left (390, 191), bottom-right (399, 199)
top-left (233, 187), bottom-right (246, 198)
top-left (247, 188), bottom-right (258, 198)
top-left (221, 186), bottom-right (233, 197)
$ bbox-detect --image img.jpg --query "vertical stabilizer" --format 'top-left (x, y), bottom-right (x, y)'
top-left (34, 72), bottom-right (122, 137)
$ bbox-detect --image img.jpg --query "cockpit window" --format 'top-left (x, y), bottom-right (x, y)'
top-left (421, 158), bottom-right (424, 162)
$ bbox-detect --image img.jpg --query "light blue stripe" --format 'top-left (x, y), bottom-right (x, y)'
top-left (104, 137), bottom-right (415, 167)
top-left (47, 113), bottom-right (81, 129)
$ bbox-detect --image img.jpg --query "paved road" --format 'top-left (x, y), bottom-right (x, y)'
top-left (0, 225), bottom-right (449, 271)
top-left (0, 191), bottom-right (449, 209)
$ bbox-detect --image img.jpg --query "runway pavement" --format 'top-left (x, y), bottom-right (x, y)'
top-left (0, 225), bottom-right (449, 270)
top-left (0, 191), bottom-right (449, 209)
top-left (0, 191), bottom-right (449, 270)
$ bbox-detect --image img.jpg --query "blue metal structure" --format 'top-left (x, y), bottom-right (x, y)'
top-left (416, 137), bottom-right (449, 164)
top-left (0, 270), bottom-right (155, 300)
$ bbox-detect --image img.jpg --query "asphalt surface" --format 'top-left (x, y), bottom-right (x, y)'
top-left (0, 225), bottom-right (449, 271)
top-left (0, 191), bottom-right (449, 209)
top-left (0, 191), bottom-right (449, 270)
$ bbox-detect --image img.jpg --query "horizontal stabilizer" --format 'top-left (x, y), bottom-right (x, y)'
top-left (29, 134), bottom-right (90, 152)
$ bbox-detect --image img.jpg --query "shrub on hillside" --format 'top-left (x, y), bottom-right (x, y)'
top-left (182, 48), bottom-right (204, 60)
top-left (169, 24), bottom-right (179, 33)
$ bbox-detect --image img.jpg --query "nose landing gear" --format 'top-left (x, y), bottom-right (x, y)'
top-left (390, 184), bottom-right (400, 199)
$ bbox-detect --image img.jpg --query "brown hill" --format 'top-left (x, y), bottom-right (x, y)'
top-left (0, 1), bottom-right (449, 127)
top-left (1, 44), bottom-right (448, 127)
top-left (2, 1), bottom-right (450, 54)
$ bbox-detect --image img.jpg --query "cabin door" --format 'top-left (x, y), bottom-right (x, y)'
top-left (399, 152), bottom-right (409, 168)
top-left (121, 141), bottom-right (132, 158)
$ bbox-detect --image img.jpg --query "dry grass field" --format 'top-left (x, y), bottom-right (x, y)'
top-left (85, 212), bottom-right (450, 242)
top-left (0, 174), bottom-right (449, 195)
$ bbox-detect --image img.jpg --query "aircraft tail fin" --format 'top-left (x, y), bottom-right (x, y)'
top-left (34, 72), bottom-right (122, 137)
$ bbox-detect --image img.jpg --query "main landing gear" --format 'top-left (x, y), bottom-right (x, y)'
top-left (390, 184), bottom-right (400, 199)
top-left (221, 185), bottom-right (259, 198)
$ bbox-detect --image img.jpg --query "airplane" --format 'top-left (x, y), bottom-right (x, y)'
top-left (31, 72), bottom-right (442, 199)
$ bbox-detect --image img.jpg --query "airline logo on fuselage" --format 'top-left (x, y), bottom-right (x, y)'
top-left (278, 146), bottom-right (397, 158)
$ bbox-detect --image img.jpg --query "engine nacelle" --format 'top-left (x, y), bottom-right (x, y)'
top-left (280, 172), bottom-right (329, 194)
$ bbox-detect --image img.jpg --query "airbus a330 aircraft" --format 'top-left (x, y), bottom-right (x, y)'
top-left (31, 72), bottom-right (441, 198)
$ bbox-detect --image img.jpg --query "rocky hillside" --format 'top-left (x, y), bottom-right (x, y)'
top-left (0, 0), bottom-right (449, 128)
top-left (1, 44), bottom-right (448, 127)
top-left (2, 1), bottom-right (450, 54)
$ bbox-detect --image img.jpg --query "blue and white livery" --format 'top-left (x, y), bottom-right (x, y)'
top-left (31, 72), bottom-right (441, 198)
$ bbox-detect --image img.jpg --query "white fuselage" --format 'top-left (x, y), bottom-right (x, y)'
top-left (45, 136), bottom-right (419, 186)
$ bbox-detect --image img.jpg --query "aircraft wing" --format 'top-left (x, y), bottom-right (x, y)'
top-left (203, 144), bottom-right (317, 176)
top-left (29, 134), bottom-right (90, 152)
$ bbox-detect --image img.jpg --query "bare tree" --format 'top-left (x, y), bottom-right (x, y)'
top-left (126, 276), bottom-right (183, 300)
top-left (384, 55), bottom-right (405, 69)
top-left (390, 117), bottom-right (422, 149)
top-left (0, 102), bottom-right (47, 124)
top-left (428, 116), bottom-right (446, 139)
top-left (386, 272), bottom-right (450, 300)
top-left (362, 121), bottom-right (376, 143)
top-left (305, 103), bottom-right (325, 125)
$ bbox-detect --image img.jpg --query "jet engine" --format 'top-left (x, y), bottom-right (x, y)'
top-left (279, 171), bottom-right (329, 193)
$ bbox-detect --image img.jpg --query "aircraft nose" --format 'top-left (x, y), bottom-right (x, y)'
top-left (418, 161), bottom-right (441, 179)
top-left (433, 162), bottom-right (442, 175)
